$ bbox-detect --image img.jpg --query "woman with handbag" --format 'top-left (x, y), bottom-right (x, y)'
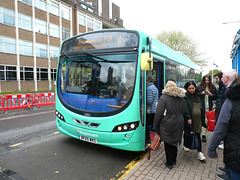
top-left (198, 74), bottom-right (217, 142)
top-left (153, 81), bottom-right (186, 169)
top-left (183, 81), bottom-right (208, 161)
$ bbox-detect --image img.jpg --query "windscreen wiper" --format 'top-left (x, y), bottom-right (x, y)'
top-left (60, 53), bottom-right (74, 61)
top-left (83, 51), bottom-right (133, 63)
top-left (60, 52), bottom-right (91, 63)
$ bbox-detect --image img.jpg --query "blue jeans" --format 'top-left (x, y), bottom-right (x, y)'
top-left (230, 169), bottom-right (240, 180)
top-left (225, 166), bottom-right (231, 179)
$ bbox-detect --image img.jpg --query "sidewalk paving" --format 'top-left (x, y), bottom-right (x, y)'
top-left (124, 132), bottom-right (224, 180)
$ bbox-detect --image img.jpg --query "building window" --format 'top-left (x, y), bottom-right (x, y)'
top-left (49, 0), bottom-right (59, 16)
top-left (0, 65), bottom-right (4, 81)
top-left (62, 27), bottom-right (70, 40)
top-left (36, 43), bottom-right (47, 58)
top-left (0, 65), bottom-right (17, 81)
top-left (18, 13), bottom-right (32, 31)
top-left (61, 5), bottom-right (70, 20)
top-left (0, 36), bottom-right (16, 54)
top-left (50, 46), bottom-right (59, 59)
top-left (78, 13), bottom-right (86, 26)
top-left (20, 67), bottom-right (34, 81)
top-left (80, 3), bottom-right (87, 9)
top-left (0, 7), bottom-right (15, 26)
top-left (18, 0), bottom-right (32, 6)
top-left (37, 68), bottom-right (48, 81)
top-left (87, 17), bottom-right (93, 29)
top-left (35, 0), bottom-right (46, 11)
top-left (95, 20), bottom-right (101, 30)
top-left (35, 19), bottom-right (47, 34)
top-left (51, 68), bottom-right (57, 81)
top-left (6, 66), bottom-right (17, 81)
top-left (19, 40), bottom-right (33, 56)
top-left (50, 23), bottom-right (60, 38)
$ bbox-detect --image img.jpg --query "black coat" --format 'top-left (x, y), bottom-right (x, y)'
top-left (215, 81), bottom-right (226, 113)
top-left (184, 92), bottom-right (207, 132)
top-left (153, 86), bottom-right (186, 146)
top-left (216, 79), bottom-right (237, 124)
top-left (224, 84), bottom-right (240, 172)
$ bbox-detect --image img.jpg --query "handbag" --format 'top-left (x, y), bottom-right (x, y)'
top-left (183, 131), bottom-right (200, 150)
top-left (206, 109), bottom-right (216, 132)
top-left (150, 133), bottom-right (161, 151)
top-left (147, 132), bottom-right (161, 160)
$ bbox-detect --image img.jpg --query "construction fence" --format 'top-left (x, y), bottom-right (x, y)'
top-left (0, 92), bottom-right (55, 112)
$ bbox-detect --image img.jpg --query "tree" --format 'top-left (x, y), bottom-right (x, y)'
top-left (156, 30), bottom-right (208, 67)
top-left (208, 69), bottom-right (222, 77)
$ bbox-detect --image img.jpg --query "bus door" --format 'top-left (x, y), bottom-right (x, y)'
top-left (145, 60), bottom-right (164, 143)
top-left (147, 61), bottom-right (164, 97)
top-left (154, 61), bottom-right (164, 97)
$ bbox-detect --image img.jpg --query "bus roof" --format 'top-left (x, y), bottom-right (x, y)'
top-left (62, 29), bottom-right (202, 72)
top-left (150, 36), bottom-right (202, 72)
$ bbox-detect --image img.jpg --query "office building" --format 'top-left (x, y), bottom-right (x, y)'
top-left (0, 0), bottom-right (123, 93)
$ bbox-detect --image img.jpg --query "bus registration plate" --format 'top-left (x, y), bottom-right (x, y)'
top-left (80, 136), bottom-right (97, 144)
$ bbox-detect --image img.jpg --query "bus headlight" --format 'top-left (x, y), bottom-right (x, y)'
top-left (55, 110), bottom-right (65, 122)
top-left (112, 122), bottom-right (139, 132)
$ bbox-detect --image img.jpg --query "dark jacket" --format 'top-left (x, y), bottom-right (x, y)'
top-left (215, 79), bottom-right (237, 124)
top-left (153, 86), bottom-right (186, 146)
top-left (184, 92), bottom-right (208, 131)
top-left (208, 84), bottom-right (240, 173)
top-left (224, 85), bottom-right (240, 172)
top-left (215, 81), bottom-right (226, 113)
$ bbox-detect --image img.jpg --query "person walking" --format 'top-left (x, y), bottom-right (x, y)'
top-left (208, 73), bottom-right (240, 180)
top-left (214, 69), bottom-right (237, 180)
top-left (153, 81), bottom-right (186, 169)
top-left (146, 75), bottom-right (158, 143)
top-left (183, 81), bottom-right (208, 161)
top-left (214, 72), bottom-right (226, 123)
top-left (198, 74), bottom-right (217, 142)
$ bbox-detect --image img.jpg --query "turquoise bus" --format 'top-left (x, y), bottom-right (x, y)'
top-left (55, 29), bottom-right (202, 151)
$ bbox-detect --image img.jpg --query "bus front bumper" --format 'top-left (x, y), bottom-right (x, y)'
top-left (56, 119), bottom-right (145, 151)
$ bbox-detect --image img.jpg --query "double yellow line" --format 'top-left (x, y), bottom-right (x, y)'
top-left (111, 152), bottom-right (147, 180)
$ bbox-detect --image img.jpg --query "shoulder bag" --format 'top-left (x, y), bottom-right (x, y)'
top-left (147, 132), bottom-right (161, 160)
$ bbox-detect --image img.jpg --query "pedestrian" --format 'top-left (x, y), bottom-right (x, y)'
top-left (214, 72), bottom-right (226, 124)
top-left (183, 81), bottom-right (208, 161)
top-left (146, 75), bottom-right (158, 144)
top-left (198, 74), bottom-right (217, 142)
top-left (218, 69), bottom-right (238, 110)
top-left (213, 69), bottom-right (237, 180)
top-left (208, 73), bottom-right (240, 180)
top-left (153, 81), bottom-right (186, 169)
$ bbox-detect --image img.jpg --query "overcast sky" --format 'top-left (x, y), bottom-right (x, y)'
top-left (111, 0), bottom-right (240, 73)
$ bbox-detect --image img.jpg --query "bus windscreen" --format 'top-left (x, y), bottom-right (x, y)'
top-left (58, 53), bottom-right (137, 114)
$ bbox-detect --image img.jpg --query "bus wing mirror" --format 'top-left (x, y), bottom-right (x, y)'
top-left (141, 53), bottom-right (153, 71)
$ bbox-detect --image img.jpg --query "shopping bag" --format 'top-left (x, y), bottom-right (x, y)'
top-left (147, 132), bottom-right (161, 160)
top-left (183, 131), bottom-right (200, 150)
top-left (150, 133), bottom-right (161, 151)
top-left (206, 110), bottom-right (216, 132)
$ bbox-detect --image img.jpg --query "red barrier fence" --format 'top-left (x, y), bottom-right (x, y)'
top-left (0, 93), bottom-right (55, 111)
top-left (36, 92), bottom-right (55, 107)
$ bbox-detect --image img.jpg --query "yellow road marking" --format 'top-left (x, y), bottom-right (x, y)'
top-left (111, 151), bottom-right (147, 180)
top-left (54, 131), bottom-right (59, 134)
top-left (9, 143), bottom-right (23, 147)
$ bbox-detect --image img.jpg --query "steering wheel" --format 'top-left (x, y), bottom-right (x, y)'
top-left (81, 87), bottom-right (87, 92)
